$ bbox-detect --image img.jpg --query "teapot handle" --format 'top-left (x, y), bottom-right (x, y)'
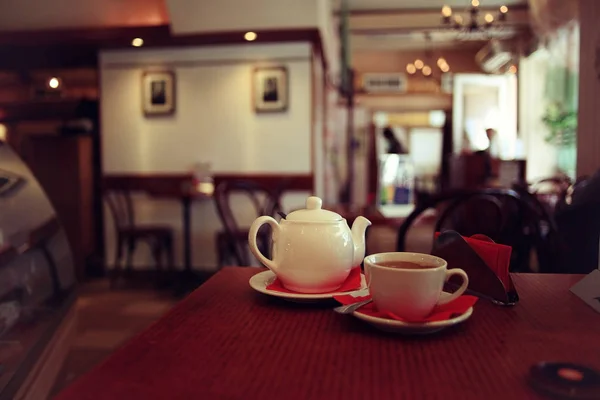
top-left (248, 216), bottom-right (280, 272)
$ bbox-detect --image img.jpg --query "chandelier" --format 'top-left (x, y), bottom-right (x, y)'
top-left (441, 0), bottom-right (508, 35)
top-left (406, 57), bottom-right (450, 78)
top-left (405, 33), bottom-right (450, 79)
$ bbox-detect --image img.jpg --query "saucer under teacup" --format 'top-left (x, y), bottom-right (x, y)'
top-left (351, 291), bottom-right (474, 335)
top-left (249, 270), bottom-right (367, 303)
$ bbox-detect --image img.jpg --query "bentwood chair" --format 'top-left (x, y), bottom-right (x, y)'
top-left (104, 189), bottom-right (174, 288)
top-left (213, 180), bottom-right (283, 267)
top-left (396, 188), bottom-right (561, 273)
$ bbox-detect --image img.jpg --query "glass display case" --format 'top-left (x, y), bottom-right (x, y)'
top-left (0, 142), bottom-right (76, 399)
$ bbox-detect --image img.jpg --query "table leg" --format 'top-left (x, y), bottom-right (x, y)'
top-left (173, 196), bottom-right (213, 297)
top-left (182, 196), bottom-right (192, 271)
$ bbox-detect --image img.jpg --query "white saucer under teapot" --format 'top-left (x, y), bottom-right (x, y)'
top-left (248, 196), bottom-right (371, 294)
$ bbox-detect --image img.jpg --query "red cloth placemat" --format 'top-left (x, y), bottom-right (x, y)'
top-left (334, 293), bottom-right (478, 323)
top-left (266, 266), bottom-right (362, 294)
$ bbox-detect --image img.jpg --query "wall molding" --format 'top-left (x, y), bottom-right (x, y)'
top-left (104, 173), bottom-right (314, 197)
top-left (102, 56), bottom-right (311, 70)
top-left (334, 4), bottom-right (529, 17)
top-left (213, 173), bottom-right (314, 192)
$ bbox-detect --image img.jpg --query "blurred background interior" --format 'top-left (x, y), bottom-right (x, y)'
top-left (1, 0), bottom-right (599, 398)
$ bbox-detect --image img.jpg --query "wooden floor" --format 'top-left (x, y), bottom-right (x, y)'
top-left (49, 280), bottom-right (180, 398)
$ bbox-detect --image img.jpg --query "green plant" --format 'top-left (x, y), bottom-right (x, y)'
top-left (541, 102), bottom-right (577, 146)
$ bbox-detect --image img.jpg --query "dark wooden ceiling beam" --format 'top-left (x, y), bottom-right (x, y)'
top-left (0, 25), bottom-right (321, 49)
top-left (0, 26), bottom-right (323, 70)
top-left (0, 25), bottom-right (172, 47)
top-left (0, 45), bottom-right (99, 70)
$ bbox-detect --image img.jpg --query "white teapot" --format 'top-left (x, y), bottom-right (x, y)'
top-left (248, 196), bottom-right (371, 293)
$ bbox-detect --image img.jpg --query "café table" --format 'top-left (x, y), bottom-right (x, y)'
top-left (131, 176), bottom-right (214, 293)
top-left (103, 174), bottom-right (212, 274)
top-left (104, 174), bottom-right (214, 294)
top-left (56, 267), bottom-right (600, 400)
top-left (170, 182), bottom-right (214, 294)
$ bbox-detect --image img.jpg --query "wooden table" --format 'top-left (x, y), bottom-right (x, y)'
top-left (56, 268), bottom-right (600, 400)
top-left (104, 174), bottom-right (212, 276)
top-left (103, 174), bottom-right (213, 295)
top-left (149, 183), bottom-right (213, 294)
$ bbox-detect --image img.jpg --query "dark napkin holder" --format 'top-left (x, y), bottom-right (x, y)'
top-left (431, 230), bottom-right (519, 306)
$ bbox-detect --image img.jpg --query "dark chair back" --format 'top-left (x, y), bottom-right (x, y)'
top-left (397, 188), bottom-right (558, 272)
top-left (213, 180), bottom-right (283, 266)
top-left (104, 190), bottom-right (135, 231)
top-left (435, 193), bottom-right (506, 239)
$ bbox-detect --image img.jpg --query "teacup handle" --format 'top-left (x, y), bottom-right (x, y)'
top-left (248, 216), bottom-right (280, 272)
top-left (437, 268), bottom-right (469, 305)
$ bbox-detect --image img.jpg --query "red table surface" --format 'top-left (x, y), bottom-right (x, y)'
top-left (56, 268), bottom-right (600, 400)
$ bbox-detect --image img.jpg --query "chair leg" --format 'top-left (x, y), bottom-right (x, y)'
top-left (152, 240), bottom-right (166, 289)
top-left (216, 235), bottom-right (227, 268)
top-left (166, 235), bottom-right (175, 284)
top-left (125, 238), bottom-right (135, 278)
top-left (110, 237), bottom-right (125, 290)
top-left (226, 239), bottom-right (238, 266)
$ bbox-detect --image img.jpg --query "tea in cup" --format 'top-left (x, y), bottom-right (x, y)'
top-left (363, 252), bottom-right (469, 321)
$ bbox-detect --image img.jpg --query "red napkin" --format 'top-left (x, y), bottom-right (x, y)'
top-left (435, 232), bottom-right (512, 290)
top-left (334, 293), bottom-right (478, 323)
top-left (266, 267), bottom-right (363, 294)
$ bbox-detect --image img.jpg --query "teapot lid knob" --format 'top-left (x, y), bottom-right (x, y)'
top-left (306, 196), bottom-right (322, 210)
top-left (285, 196), bottom-right (342, 222)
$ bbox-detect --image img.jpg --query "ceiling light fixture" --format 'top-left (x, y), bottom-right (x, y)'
top-left (244, 32), bottom-right (257, 41)
top-left (48, 77), bottom-right (60, 89)
top-left (442, 5), bottom-right (452, 18)
top-left (404, 32), bottom-right (451, 80)
top-left (131, 38), bottom-right (144, 47)
top-left (441, 2), bottom-right (509, 38)
top-left (499, 5), bottom-right (508, 21)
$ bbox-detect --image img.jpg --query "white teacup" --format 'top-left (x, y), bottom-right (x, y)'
top-left (364, 252), bottom-right (469, 321)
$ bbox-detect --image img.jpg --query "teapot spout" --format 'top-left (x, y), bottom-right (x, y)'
top-left (350, 216), bottom-right (372, 266)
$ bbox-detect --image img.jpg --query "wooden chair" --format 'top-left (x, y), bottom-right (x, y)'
top-left (396, 188), bottom-right (559, 273)
top-left (104, 190), bottom-right (174, 288)
top-left (213, 180), bottom-right (283, 267)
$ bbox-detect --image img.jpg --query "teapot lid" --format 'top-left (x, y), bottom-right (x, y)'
top-left (286, 196), bottom-right (342, 222)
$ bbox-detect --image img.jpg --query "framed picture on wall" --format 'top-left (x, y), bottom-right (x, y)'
top-left (252, 66), bottom-right (288, 113)
top-left (142, 71), bottom-right (175, 116)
